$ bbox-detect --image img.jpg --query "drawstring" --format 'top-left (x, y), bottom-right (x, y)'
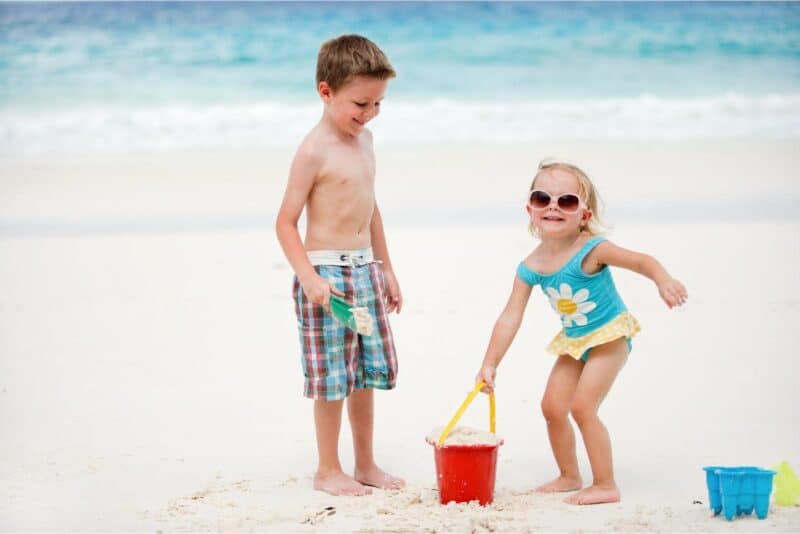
top-left (340, 253), bottom-right (366, 267)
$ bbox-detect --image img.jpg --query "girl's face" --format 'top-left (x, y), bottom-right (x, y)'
top-left (528, 168), bottom-right (591, 239)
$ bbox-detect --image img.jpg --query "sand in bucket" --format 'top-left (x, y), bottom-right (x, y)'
top-left (426, 425), bottom-right (501, 447)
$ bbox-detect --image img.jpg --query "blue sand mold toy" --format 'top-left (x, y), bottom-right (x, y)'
top-left (703, 466), bottom-right (777, 520)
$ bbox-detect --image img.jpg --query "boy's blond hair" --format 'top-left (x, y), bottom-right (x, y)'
top-left (529, 159), bottom-right (609, 237)
top-left (316, 34), bottom-right (396, 91)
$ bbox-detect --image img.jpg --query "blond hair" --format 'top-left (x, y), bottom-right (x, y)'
top-left (529, 159), bottom-right (609, 237)
top-left (316, 34), bottom-right (396, 91)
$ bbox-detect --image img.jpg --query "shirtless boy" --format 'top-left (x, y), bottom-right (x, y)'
top-left (275, 34), bottom-right (404, 496)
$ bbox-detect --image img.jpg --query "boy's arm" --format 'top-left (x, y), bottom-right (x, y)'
top-left (592, 241), bottom-right (688, 308)
top-left (275, 145), bottom-right (343, 309)
top-left (370, 202), bottom-right (402, 313)
top-left (476, 276), bottom-right (533, 393)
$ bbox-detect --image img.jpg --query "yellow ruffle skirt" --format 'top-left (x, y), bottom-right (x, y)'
top-left (547, 311), bottom-right (641, 360)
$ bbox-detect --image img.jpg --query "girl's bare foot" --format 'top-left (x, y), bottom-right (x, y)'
top-left (354, 465), bottom-right (405, 490)
top-left (535, 475), bottom-right (583, 493)
top-left (563, 483), bottom-right (620, 505)
top-left (314, 470), bottom-right (372, 496)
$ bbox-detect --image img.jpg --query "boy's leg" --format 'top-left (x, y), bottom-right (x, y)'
top-left (348, 388), bottom-right (405, 489)
top-left (563, 337), bottom-right (628, 505)
top-left (314, 399), bottom-right (372, 496)
top-left (536, 354), bottom-right (584, 492)
top-left (296, 266), bottom-right (370, 496)
top-left (347, 263), bottom-right (403, 489)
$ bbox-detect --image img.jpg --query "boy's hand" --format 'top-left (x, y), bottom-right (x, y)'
top-left (475, 365), bottom-right (497, 394)
top-left (300, 273), bottom-right (344, 311)
top-left (657, 278), bottom-right (688, 309)
top-left (383, 270), bottom-right (403, 313)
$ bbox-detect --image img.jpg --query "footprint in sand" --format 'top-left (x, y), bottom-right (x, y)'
top-left (301, 506), bottom-right (336, 525)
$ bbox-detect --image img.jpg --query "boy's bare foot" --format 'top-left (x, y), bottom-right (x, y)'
top-left (563, 484), bottom-right (620, 505)
top-left (314, 470), bottom-right (372, 496)
top-left (535, 475), bottom-right (583, 493)
top-left (354, 465), bottom-right (405, 490)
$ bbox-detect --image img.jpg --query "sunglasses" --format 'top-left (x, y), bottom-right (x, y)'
top-left (527, 190), bottom-right (585, 213)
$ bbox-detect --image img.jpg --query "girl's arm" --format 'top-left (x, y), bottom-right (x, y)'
top-left (476, 276), bottom-right (533, 393)
top-left (592, 241), bottom-right (688, 308)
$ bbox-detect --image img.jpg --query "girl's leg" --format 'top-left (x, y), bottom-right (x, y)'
top-left (563, 337), bottom-right (628, 505)
top-left (347, 388), bottom-right (405, 489)
top-left (313, 399), bottom-right (372, 496)
top-left (536, 354), bottom-right (584, 492)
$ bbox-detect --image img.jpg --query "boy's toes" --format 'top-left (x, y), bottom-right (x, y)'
top-left (314, 471), bottom-right (372, 496)
top-left (384, 474), bottom-right (405, 490)
top-left (355, 466), bottom-right (405, 490)
top-left (343, 484), bottom-right (373, 496)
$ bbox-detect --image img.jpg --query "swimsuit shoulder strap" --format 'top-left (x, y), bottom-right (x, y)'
top-left (516, 261), bottom-right (540, 286)
top-left (568, 236), bottom-right (607, 272)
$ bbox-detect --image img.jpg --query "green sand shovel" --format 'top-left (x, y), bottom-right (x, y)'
top-left (330, 294), bottom-right (374, 336)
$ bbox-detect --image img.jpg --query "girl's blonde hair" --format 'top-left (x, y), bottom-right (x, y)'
top-left (528, 159), bottom-right (609, 237)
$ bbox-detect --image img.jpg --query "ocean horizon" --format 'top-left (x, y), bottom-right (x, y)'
top-left (1, 1), bottom-right (799, 154)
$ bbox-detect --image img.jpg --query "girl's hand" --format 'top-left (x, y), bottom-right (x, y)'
top-left (658, 278), bottom-right (688, 308)
top-left (300, 273), bottom-right (344, 311)
top-left (383, 269), bottom-right (403, 313)
top-left (476, 365), bottom-right (497, 394)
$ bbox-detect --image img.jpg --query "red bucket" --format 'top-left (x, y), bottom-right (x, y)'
top-left (428, 382), bottom-right (502, 505)
top-left (432, 441), bottom-right (502, 505)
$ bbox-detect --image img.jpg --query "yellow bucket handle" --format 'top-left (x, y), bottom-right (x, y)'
top-left (437, 382), bottom-right (496, 447)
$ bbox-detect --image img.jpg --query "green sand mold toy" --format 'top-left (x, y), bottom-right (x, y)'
top-left (773, 461), bottom-right (800, 506)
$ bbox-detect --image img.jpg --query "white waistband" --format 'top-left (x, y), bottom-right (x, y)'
top-left (307, 247), bottom-right (375, 267)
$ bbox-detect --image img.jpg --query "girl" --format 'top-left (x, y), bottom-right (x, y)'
top-left (475, 160), bottom-right (687, 505)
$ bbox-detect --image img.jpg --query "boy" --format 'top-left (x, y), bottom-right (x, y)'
top-left (275, 35), bottom-right (404, 496)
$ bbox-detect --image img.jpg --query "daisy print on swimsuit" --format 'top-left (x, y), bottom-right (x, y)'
top-left (546, 283), bottom-right (597, 327)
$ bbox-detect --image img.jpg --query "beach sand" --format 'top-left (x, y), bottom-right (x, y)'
top-left (1, 140), bottom-right (799, 531)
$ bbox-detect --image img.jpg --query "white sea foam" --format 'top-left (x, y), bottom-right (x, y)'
top-left (2, 93), bottom-right (798, 155)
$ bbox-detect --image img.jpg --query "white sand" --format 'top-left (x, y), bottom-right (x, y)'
top-left (1, 140), bottom-right (799, 531)
top-left (427, 425), bottom-right (502, 447)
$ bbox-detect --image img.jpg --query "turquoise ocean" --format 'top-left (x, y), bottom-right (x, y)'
top-left (1, 1), bottom-right (799, 154)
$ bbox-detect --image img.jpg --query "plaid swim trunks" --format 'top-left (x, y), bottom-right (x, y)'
top-left (292, 249), bottom-right (398, 401)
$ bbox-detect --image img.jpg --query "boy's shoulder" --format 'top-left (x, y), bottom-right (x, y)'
top-left (295, 123), bottom-right (326, 161)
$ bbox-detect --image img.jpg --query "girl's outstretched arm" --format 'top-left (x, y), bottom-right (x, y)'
top-left (591, 241), bottom-right (688, 308)
top-left (476, 276), bottom-right (533, 393)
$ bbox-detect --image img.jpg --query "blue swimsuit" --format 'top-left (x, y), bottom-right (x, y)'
top-left (517, 236), bottom-right (640, 361)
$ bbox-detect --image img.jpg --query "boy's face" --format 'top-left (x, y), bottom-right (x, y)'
top-left (319, 75), bottom-right (388, 137)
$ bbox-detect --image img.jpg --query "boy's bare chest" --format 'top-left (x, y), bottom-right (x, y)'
top-left (319, 146), bottom-right (375, 190)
